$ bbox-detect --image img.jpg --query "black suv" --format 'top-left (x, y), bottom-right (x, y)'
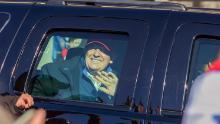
top-left (0, 0), bottom-right (219, 123)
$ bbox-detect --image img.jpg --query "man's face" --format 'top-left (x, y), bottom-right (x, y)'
top-left (85, 49), bottom-right (112, 72)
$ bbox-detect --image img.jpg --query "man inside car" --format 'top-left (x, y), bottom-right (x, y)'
top-left (31, 40), bottom-right (118, 104)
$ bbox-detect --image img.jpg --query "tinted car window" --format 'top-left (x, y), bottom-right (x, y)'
top-left (188, 37), bottom-right (220, 90)
top-left (30, 31), bottom-right (128, 105)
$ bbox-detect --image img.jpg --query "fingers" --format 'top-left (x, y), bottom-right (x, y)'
top-left (98, 71), bottom-right (117, 80)
top-left (24, 94), bottom-right (34, 107)
top-left (99, 87), bottom-right (111, 95)
top-left (97, 71), bottom-right (110, 82)
top-left (107, 72), bottom-right (118, 80)
top-left (16, 100), bottom-right (25, 108)
top-left (94, 71), bottom-right (118, 96)
top-left (22, 93), bottom-right (34, 108)
top-left (16, 93), bottom-right (34, 109)
top-left (95, 71), bottom-right (118, 86)
top-left (94, 75), bottom-right (111, 86)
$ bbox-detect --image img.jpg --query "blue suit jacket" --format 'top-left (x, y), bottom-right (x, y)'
top-left (31, 56), bottom-right (113, 104)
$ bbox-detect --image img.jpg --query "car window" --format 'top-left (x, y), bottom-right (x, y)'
top-left (188, 37), bottom-right (220, 89)
top-left (29, 31), bottom-right (128, 105)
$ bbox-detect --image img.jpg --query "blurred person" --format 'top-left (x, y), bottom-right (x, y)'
top-left (0, 105), bottom-right (13, 124)
top-left (61, 38), bottom-right (86, 60)
top-left (0, 107), bottom-right (46, 124)
top-left (182, 58), bottom-right (220, 124)
top-left (0, 93), bottom-right (46, 124)
top-left (68, 38), bottom-right (83, 48)
top-left (61, 38), bottom-right (83, 60)
top-left (0, 93), bottom-right (34, 119)
top-left (28, 109), bottom-right (46, 124)
top-left (14, 108), bottom-right (46, 124)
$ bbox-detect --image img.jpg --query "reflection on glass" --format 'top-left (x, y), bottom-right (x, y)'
top-left (189, 38), bottom-right (220, 84)
top-left (30, 31), bottom-right (128, 105)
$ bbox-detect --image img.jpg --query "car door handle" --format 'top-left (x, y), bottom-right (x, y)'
top-left (46, 118), bottom-right (71, 124)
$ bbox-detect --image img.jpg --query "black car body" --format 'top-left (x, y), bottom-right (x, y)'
top-left (0, 0), bottom-right (219, 123)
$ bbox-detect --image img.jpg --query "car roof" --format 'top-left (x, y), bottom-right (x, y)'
top-left (60, 0), bottom-right (186, 11)
top-left (2, 0), bottom-right (220, 14)
top-left (0, 0), bottom-right (186, 11)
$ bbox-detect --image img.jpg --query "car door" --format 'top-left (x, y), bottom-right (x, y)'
top-left (0, 3), bottom-right (32, 93)
top-left (154, 11), bottom-right (220, 123)
top-left (11, 5), bottom-right (171, 124)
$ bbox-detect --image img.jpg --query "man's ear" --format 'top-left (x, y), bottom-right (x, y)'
top-left (110, 60), bottom-right (113, 64)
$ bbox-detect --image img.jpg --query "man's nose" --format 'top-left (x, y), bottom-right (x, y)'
top-left (94, 49), bottom-right (100, 57)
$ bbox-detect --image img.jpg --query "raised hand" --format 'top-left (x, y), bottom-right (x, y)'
top-left (94, 71), bottom-right (118, 96)
top-left (15, 93), bottom-right (34, 109)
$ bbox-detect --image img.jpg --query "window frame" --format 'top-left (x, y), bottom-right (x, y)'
top-left (12, 16), bottom-right (149, 110)
top-left (30, 29), bottom-right (130, 105)
top-left (188, 37), bottom-right (220, 85)
top-left (162, 23), bottom-right (220, 112)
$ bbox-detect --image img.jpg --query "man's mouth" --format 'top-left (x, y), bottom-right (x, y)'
top-left (90, 57), bottom-right (102, 63)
